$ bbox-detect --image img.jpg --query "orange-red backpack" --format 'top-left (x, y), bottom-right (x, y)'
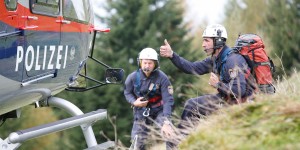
top-left (233, 33), bottom-right (275, 94)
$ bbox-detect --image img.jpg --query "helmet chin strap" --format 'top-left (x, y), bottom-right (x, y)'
top-left (211, 47), bottom-right (217, 58)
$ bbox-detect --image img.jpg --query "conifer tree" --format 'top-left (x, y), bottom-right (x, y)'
top-left (57, 0), bottom-right (196, 148)
top-left (223, 0), bottom-right (269, 46)
top-left (90, 0), bottom-right (195, 147)
top-left (262, 0), bottom-right (300, 75)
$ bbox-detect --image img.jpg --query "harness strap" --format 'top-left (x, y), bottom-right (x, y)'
top-left (134, 69), bottom-right (141, 96)
top-left (150, 100), bottom-right (163, 108)
top-left (254, 61), bottom-right (271, 67)
top-left (134, 69), bottom-right (163, 117)
top-left (135, 69), bottom-right (157, 97)
top-left (215, 47), bottom-right (232, 81)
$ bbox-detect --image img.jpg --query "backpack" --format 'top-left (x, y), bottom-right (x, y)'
top-left (233, 33), bottom-right (276, 94)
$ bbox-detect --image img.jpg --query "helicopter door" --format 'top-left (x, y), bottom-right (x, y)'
top-left (20, 0), bottom-right (61, 82)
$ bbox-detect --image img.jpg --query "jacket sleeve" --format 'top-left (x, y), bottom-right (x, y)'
top-left (123, 73), bottom-right (137, 105)
top-left (217, 54), bottom-right (248, 98)
top-left (159, 71), bottom-right (174, 119)
top-left (170, 52), bottom-right (212, 75)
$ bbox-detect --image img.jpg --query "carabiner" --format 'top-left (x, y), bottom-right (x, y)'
top-left (143, 108), bottom-right (150, 117)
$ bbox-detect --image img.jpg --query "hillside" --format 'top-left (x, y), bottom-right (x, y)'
top-left (179, 73), bottom-right (300, 150)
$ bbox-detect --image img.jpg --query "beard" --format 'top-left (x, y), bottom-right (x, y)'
top-left (142, 67), bottom-right (152, 73)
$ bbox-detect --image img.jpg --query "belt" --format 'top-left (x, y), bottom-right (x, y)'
top-left (149, 100), bottom-right (163, 108)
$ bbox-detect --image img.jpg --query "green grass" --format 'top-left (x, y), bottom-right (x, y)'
top-left (179, 73), bottom-right (300, 150)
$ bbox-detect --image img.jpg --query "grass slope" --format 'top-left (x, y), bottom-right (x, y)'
top-left (180, 73), bottom-right (300, 150)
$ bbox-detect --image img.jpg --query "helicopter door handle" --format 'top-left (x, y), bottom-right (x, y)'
top-left (19, 25), bottom-right (38, 30)
top-left (56, 19), bottom-right (71, 24)
top-left (22, 16), bottom-right (38, 20)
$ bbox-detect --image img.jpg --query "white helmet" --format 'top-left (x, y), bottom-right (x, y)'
top-left (137, 48), bottom-right (159, 71)
top-left (202, 24), bottom-right (228, 39)
top-left (138, 48), bottom-right (158, 60)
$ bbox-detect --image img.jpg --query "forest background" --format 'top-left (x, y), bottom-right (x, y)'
top-left (0, 0), bottom-right (299, 149)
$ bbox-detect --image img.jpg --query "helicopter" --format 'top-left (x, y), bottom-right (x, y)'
top-left (0, 0), bottom-right (124, 149)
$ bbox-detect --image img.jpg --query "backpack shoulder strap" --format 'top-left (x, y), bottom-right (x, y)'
top-left (220, 47), bottom-right (232, 64)
top-left (218, 47), bottom-right (233, 81)
top-left (134, 69), bottom-right (142, 96)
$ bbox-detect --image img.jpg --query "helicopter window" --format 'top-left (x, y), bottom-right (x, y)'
top-left (31, 0), bottom-right (60, 16)
top-left (5, 0), bottom-right (17, 10)
top-left (63, 0), bottom-right (90, 23)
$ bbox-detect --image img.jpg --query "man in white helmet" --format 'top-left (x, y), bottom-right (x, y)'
top-left (160, 24), bottom-right (253, 135)
top-left (124, 48), bottom-right (175, 150)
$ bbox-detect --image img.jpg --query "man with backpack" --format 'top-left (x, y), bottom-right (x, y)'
top-left (124, 48), bottom-right (175, 150)
top-left (160, 24), bottom-right (254, 133)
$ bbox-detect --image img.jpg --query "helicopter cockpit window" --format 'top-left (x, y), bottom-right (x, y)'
top-left (31, 0), bottom-right (60, 16)
top-left (63, 0), bottom-right (90, 23)
top-left (5, 0), bottom-right (17, 10)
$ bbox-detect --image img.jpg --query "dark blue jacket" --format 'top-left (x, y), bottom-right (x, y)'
top-left (124, 69), bottom-right (174, 118)
top-left (170, 45), bottom-right (253, 99)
